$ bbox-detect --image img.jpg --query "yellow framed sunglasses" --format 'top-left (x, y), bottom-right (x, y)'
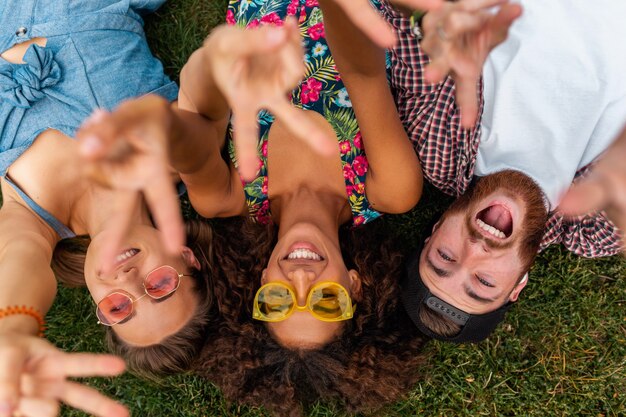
top-left (252, 281), bottom-right (356, 322)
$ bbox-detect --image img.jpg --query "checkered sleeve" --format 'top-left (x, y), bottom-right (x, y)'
top-left (381, 2), bottom-right (483, 197)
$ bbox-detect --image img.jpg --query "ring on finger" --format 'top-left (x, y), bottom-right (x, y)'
top-left (436, 21), bottom-right (450, 41)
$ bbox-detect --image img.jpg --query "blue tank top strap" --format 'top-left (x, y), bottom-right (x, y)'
top-left (4, 174), bottom-right (76, 239)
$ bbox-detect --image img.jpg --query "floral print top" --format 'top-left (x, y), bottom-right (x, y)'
top-left (226, 0), bottom-right (382, 227)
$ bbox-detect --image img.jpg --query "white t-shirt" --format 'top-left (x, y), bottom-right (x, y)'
top-left (475, 0), bottom-right (626, 209)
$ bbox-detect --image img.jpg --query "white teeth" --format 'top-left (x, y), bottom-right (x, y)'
top-left (476, 219), bottom-right (506, 239)
top-left (287, 248), bottom-right (322, 261)
top-left (115, 248), bottom-right (139, 263)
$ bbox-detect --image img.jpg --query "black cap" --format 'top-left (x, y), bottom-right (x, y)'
top-left (400, 253), bottom-right (513, 343)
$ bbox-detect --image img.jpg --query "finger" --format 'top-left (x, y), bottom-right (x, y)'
top-left (558, 177), bottom-right (609, 217)
top-left (211, 24), bottom-right (288, 57)
top-left (334, 0), bottom-right (396, 48)
top-left (268, 99), bottom-right (337, 156)
top-left (424, 56), bottom-right (451, 84)
top-left (79, 96), bottom-right (170, 160)
top-left (458, 0), bottom-right (508, 12)
top-left (99, 191), bottom-right (141, 275)
top-left (487, 3), bottom-right (523, 47)
top-left (78, 111), bottom-right (126, 160)
top-left (41, 381), bottom-right (128, 417)
top-left (443, 10), bottom-right (490, 38)
top-left (35, 353), bottom-right (125, 379)
top-left (15, 398), bottom-right (59, 417)
top-left (0, 344), bottom-right (27, 417)
top-left (232, 108), bottom-right (261, 182)
top-left (448, 54), bottom-right (482, 128)
top-left (144, 171), bottom-right (185, 255)
top-left (395, 0), bottom-right (444, 10)
top-left (604, 205), bottom-right (626, 237)
top-left (281, 17), bottom-right (306, 83)
top-left (454, 76), bottom-right (479, 128)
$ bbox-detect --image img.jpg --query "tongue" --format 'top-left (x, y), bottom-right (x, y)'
top-left (483, 205), bottom-right (513, 235)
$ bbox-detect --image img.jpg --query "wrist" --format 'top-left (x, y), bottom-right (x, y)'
top-left (0, 314), bottom-right (42, 336)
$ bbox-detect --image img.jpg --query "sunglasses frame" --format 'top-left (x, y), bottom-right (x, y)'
top-left (252, 280), bottom-right (356, 323)
top-left (95, 265), bottom-right (193, 326)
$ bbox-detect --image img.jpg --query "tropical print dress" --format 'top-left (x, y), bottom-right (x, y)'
top-left (226, 0), bottom-right (382, 227)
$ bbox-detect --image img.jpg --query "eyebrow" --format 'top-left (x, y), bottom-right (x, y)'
top-left (426, 256), bottom-right (451, 277)
top-left (427, 256), bottom-right (502, 305)
top-left (464, 284), bottom-right (498, 304)
top-left (117, 293), bottom-right (175, 325)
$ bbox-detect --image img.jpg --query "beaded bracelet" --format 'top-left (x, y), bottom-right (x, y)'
top-left (0, 305), bottom-right (46, 337)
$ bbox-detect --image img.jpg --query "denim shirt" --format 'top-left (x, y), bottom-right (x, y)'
top-left (0, 0), bottom-right (178, 175)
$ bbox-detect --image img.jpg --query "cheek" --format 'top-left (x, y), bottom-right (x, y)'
top-left (83, 280), bottom-right (103, 304)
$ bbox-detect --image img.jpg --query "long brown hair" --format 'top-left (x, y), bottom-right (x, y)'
top-left (194, 220), bottom-right (430, 416)
top-left (51, 219), bottom-right (215, 379)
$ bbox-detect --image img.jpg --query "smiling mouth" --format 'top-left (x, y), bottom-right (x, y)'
top-left (115, 248), bottom-right (140, 267)
top-left (284, 248), bottom-right (324, 262)
top-left (475, 204), bottom-right (513, 239)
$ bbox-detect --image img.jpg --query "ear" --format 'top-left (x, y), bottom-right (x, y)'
top-left (425, 220), bottom-right (442, 244)
top-left (508, 273), bottom-right (529, 302)
top-left (261, 268), bottom-right (268, 285)
top-left (181, 246), bottom-right (201, 270)
top-left (348, 269), bottom-right (363, 302)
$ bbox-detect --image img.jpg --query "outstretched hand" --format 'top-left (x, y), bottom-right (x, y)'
top-left (204, 19), bottom-right (337, 180)
top-left (421, 0), bottom-right (522, 128)
top-left (330, 0), bottom-right (443, 47)
top-left (77, 95), bottom-right (183, 272)
top-left (559, 125), bottom-right (626, 252)
top-left (0, 334), bottom-right (128, 417)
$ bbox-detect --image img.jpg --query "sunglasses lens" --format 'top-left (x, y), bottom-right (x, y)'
top-left (257, 285), bottom-right (294, 320)
top-left (310, 284), bottom-right (349, 319)
top-left (144, 266), bottom-right (180, 299)
top-left (97, 292), bottom-right (133, 325)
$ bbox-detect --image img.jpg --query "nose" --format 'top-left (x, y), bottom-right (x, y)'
top-left (287, 268), bottom-right (316, 306)
top-left (466, 237), bottom-right (490, 258)
top-left (98, 267), bottom-right (138, 283)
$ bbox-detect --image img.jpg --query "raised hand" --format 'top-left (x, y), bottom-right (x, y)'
top-left (0, 334), bottom-right (127, 417)
top-left (421, 0), bottom-right (522, 128)
top-left (329, 0), bottom-right (443, 47)
top-left (76, 95), bottom-right (184, 271)
top-left (203, 19), bottom-right (336, 180)
top-left (559, 124), bottom-right (626, 251)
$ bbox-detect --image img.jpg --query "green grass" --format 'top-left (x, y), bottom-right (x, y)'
top-left (43, 1), bottom-right (626, 416)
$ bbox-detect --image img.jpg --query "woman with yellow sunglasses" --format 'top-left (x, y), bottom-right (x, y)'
top-left (77, 0), bottom-right (430, 414)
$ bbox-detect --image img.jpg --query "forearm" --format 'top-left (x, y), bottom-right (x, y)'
top-left (321, 0), bottom-right (422, 211)
top-left (0, 242), bottom-right (57, 337)
top-left (167, 104), bottom-right (228, 174)
top-left (169, 45), bottom-right (233, 175)
top-left (319, 0), bottom-right (387, 77)
top-left (179, 46), bottom-right (230, 121)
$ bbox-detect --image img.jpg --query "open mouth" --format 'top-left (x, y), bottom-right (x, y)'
top-left (475, 204), bottom-right (513, 239)
top-left (283, 244), bottom-right (324, 262)
top-left (115, 248), bottom-right (140, 266)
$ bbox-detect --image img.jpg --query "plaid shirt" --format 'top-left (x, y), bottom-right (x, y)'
top-left (382, 3), bottom-right (622, 258)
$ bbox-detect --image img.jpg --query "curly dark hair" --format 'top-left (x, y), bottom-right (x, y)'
top-left (194, 220), bottom-right (430, 417)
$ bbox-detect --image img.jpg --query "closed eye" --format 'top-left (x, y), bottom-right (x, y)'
top-left (476, 275), bottom-right (495, 288)
top-left (437, 249), bottom-right (454, 262)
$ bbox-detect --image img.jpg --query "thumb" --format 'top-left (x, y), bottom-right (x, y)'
top-left (488, 3), bottom-right (522, 48)
top-left (558, 177), bottom-right (608, 217)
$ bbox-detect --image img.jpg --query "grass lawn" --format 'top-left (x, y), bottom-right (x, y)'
top-left (46, 1), bottom-right (626, 416)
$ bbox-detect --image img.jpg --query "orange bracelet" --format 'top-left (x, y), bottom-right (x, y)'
top-left (0, 305), bottom-right (46, 337)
